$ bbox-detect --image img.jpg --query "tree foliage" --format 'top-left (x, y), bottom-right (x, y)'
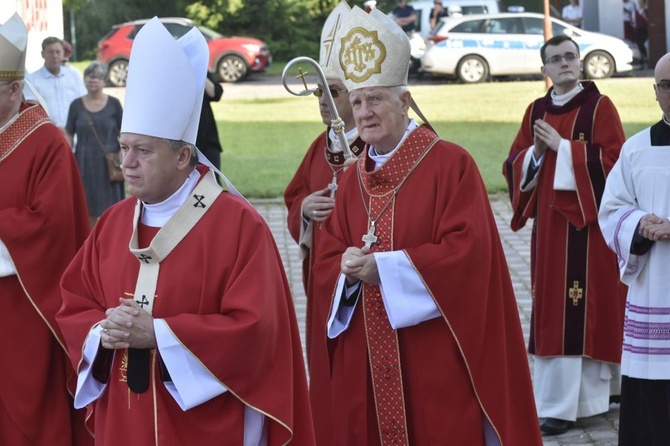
top-left (64, 0), bottom-right (344, 62)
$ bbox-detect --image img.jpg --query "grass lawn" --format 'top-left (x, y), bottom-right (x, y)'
top-left (215, 75), bottom-right (658, 198)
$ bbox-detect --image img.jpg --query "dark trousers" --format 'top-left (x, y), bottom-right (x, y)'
top-left (634, 28), bottom-right (648, 59)
top-left (619, 375), bottom-right (670, 446)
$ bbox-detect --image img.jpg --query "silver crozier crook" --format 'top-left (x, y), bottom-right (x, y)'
top-left (281, 56), bottom-right (353, 160)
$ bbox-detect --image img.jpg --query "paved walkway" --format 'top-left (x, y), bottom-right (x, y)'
top-left (252, 195), bottom-right (620, 446)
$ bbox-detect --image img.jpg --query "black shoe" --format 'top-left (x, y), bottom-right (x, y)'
top-left (540, 417), bottom-right (574, 435)
top-left (610, 395), bottom-right (621, 405)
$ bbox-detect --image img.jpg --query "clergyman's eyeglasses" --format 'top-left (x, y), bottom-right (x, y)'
top-left (545, 52), bottom-right (579, 65)
top-left (313, 87), bottom-right (343, 98)
top-left (656, 81), bottom-right (670, 94)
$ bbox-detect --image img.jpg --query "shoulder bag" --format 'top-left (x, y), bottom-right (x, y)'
top-left (84, 107), bottom-right (124, 182)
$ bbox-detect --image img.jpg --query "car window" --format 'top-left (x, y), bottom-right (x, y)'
top-left (551, 21), bottom-right (569, 36)
top-left (163, 23), bottom-right (191, 39)
top-left (462, 6), bottom-right (488, 14)
top-left (127, 25), bottom-right (143, 40)
top-left (449, 19), bottom-right (486, 33)
top-left (484, 18), bottom-right (520, 34)
top-left (522, 17), bottom-right (543, 35)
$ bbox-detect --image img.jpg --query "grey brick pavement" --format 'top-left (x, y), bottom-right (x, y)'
top-left (252, 195), bottom-right (620, 445)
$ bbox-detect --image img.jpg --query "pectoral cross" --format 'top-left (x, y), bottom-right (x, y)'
top-left (328, 172), bottom-right (338, 198)
top-left (136, 294), bottom-right (150, 309)
top-left (568, 281), bottom-right (583, 306)
top-left (362, 222), bottom-right (378, 248)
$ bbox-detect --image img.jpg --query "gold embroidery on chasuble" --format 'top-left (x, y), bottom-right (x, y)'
top-left (0, 104), bottom-right (50, 163)
top-left (358, 126), bottom-right (439, 445)
top-left (568, 280), bottom-right (583, 306)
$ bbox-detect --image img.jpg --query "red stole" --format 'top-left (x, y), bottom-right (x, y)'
top-left (358, 126), bottom-right (439, 445)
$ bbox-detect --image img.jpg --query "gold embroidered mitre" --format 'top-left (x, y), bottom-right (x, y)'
top-left (334, 6), bottom-right (410, 91)
top-left (320, 1), bottom-right (351, 79)
top-left (0, 13), bottom-right (28, 81)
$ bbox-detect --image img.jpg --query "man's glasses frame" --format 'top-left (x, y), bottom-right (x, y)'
top-left (544, 52), bottom-right (580, 65)
top-left (313, 86), bottom-right (344, 98)
top-left (656, 82), bottom-right (670, 94)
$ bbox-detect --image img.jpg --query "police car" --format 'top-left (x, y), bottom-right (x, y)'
top-left (421, 12), bottom-right (634, 83)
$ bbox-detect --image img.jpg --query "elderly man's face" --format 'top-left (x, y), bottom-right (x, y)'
top-left (41, 43), bottom-right (64, 74)
top-left (119, 133), bottom-right (192, 204)
top-left (317, 79), bottom-right (354, 131)
top-left (0, 81), bottom-right (22, 127)
top-left (349, 87), bottom-right (411, 154)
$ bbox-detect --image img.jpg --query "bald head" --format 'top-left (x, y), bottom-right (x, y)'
top-left (655, 53), bottom-right (670, 82)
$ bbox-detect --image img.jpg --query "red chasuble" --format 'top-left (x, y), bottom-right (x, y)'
top-left (58, 169), bottom-right (314, 445)
top-left (0, 102), bottom-right (91, 444)
top-left (314, 126), bottom-right (541, 445)
top-left (503, 81), bottom-right (627, 362)
top-left (284, 130), bottom-right (364, 446)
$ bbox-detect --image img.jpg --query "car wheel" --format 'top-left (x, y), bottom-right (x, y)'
top-left (218, 55), bottom-right (249, 83)
top-left (108, 59), bottom-right (128, 87)
top-left (456, 55), bottom-right (489, 83)
top-left (584, 51), bottom-right (615, 79)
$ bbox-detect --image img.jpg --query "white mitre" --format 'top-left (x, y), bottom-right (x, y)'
top-left (0, 13), bottom-right (28, 81)
top-left (334, 6), bottom-right (411, 91)
top-left (121, 17), bottom-right (208, 145)
top-left (320, 1), bottom-right (350, 79)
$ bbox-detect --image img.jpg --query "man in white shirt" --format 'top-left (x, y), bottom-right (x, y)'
top-left (562, 0), bottom-right (583, 28)
top-left (25, 36), bottom-right (85, 129)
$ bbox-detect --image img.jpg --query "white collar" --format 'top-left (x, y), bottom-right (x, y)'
top-left (551, 83), bottom-right (583, 106)
top-left (141, 168), bottom-right (200, 227)
top-left (369, 119), bottom-right (418, 168)
top-left (328, 126), bottom-right (360, 152)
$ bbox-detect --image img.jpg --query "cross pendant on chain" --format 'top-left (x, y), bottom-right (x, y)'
top-left (362, 221), bottom-right (378, 248)
top-left (328, 172), bottom-right (338, 198)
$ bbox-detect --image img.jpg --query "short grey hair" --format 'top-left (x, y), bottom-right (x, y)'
top-left (84, 61), bottom-right (108, 78)
top-left (163, 138), bottom-right (198, 166)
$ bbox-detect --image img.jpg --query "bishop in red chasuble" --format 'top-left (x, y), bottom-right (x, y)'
top-left (315, 124), bottom-right (541, 445)
top-left (0, 100), bottom-right (91, 444)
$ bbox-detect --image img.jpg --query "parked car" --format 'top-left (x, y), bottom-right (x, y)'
top-left (97, 17), bottom-right (272, 87)
top-left (421, 12), bottom-right (634, 83)
top-left (409, 0), bottom-right (501, 37)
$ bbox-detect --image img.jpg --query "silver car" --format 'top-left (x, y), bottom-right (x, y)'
top-left (421, 12), bottom-right (634, 83)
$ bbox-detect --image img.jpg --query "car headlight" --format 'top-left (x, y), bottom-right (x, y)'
top-left (242, 43), bottom-right (261, 53)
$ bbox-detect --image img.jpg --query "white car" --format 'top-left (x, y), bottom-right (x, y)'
top-left (421, 12), bottom-right (634, 83)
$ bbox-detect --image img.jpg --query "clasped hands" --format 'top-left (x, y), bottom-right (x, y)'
top-left (341, 246), bottom-right (380, 286)
top-left (99, 298), bottom-right (156, 350)
top-left (639, 214), bottom-right (670, 241)
top-left (533, 119), bottom-right (562, 158)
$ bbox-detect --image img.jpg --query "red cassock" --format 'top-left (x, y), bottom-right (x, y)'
top-left (0, 102), bottom-right (91, 445)
top-left (503, 81), bottom-right (627, 362)
top-left (284, 130), bottom-right (364, 446)
top-left (57, 172), bottom-right (315, 445)
top-left (314, 126), bottom-right (541, 445)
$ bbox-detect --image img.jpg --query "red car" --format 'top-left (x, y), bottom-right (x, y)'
top-left (97, 17), bottom-right (272, 87)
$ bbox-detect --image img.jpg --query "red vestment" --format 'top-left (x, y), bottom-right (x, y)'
top-left (0, 102), bottom-right (91, 445)
top-left (315, 126), bottom-right (541, 445)
top-left (503, 81), bottom-right (626, 361)
top-left (284, 130), bottom-right (364, 446)
top-left (58, 168), bottom-right (314, 445)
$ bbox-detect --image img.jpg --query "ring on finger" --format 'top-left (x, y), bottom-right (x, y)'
top-left (103, 328), bottom-right (108, 334)
top-left (312, 210), bottom-right (318, 216)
